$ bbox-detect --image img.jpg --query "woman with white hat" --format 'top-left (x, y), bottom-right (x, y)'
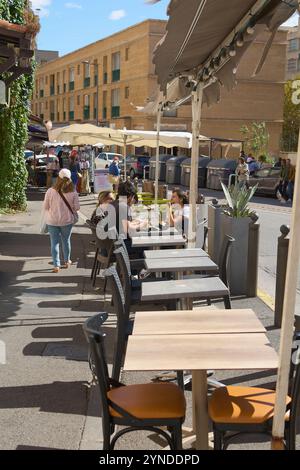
top-left (43, 168), bottom-right (80, 273)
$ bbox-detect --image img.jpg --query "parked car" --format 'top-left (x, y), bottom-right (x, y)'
top-left (95, 152), bottom-right (123, 169)
top-left (248, 167), bottom-right (281, 197)
top-left (24, 150), bottom-right (34, 159)
top-left (126, 154), bottom-right (151, 178)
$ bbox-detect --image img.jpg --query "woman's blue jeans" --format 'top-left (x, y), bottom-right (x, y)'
top-left (47, 224), bottom-right (73, 267)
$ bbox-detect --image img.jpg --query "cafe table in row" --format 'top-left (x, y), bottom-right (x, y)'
top-left (144, 247), bottom-right (208, 259)
top-left (123, 308), bottom-right (278, 450)
top-left (131, 235), bottom-right (187, 249)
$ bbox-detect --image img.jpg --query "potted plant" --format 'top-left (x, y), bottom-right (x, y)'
top-left (219, 182), bottom-right (259, 296)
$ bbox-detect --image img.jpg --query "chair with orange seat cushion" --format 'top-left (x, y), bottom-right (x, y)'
top-left (83, 312), bottom-right (186, 450)
top-left (208, 334), bottom-right (300, 450)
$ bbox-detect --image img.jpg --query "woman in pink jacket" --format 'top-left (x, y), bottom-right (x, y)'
top-left (43, 169), bottom-right (80, 273)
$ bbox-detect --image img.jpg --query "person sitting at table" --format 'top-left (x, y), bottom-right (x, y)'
top-left (90, 191), bottom-right (115, 227)
top-left (109, 181), bottom-right (147, 256)
top-left (168, 189), bottom-right (189, 236)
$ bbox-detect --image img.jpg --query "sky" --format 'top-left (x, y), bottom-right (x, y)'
top-left (32, 1), bottom-right (299, 57)
top-left (32, 0), bottom-right (169, 56)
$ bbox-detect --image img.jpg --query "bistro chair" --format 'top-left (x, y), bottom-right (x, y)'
top-left (208, 332), bottom-right (300, 450)
top-left (184, 234), bottom-right (235, 308)
top-left (114, 244), bottom-right (176, 314)
top-left (83, 313), bottom-right (186, 450)
top-left (103, 266), bottom-right (130, 382)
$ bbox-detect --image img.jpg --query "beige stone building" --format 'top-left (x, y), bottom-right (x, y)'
top-left (32, 20), bottom-right (287, 156)
top-left (285, 19), bottom-right (300, 81)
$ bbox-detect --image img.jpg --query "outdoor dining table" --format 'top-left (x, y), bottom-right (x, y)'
top-left (144, 256), bottom-right (217, 273)
top-left (131, 235), bottom-right (187, 248)
top-left (123, 308), bottom-right (278, 450)
top-left (144, 247), bottom-right (208, 259)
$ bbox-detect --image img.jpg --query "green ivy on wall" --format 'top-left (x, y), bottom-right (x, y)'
top-left (0, 0), bottom-right (35, 211)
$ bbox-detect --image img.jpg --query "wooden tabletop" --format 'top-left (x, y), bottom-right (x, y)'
top-left (144, 257), bottom-right (218, 273)
top-left (132, 309), bottom-right (266, 336)
top-left (144, 248), bottom-right (208, 259)
top-left (132, 236), bottom-right (187, 248)
top-left (124, 333), bottom-right (278, 372)
top-left (141, 277), bottom-right (228, 301)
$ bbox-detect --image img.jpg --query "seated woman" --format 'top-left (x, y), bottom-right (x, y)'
top-left (90, 191), bottom-right (115, 227)
top-left (168, 189), bottom-right (189, 236)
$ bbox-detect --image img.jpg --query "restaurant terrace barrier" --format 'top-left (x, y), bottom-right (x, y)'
top-left (275, 225), bottom-right (290, 328)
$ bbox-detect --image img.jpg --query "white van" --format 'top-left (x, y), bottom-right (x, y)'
top-left (95, 152), bottom-right (123, 169)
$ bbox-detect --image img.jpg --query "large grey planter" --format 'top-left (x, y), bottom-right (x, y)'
top-left (220, 214), bottom-right (252, 296)
top-left (207, 201), bottom-right (224, 263)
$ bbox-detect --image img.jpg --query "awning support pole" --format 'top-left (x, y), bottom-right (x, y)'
top-left (155, 104), bottom-right (163, 203)
top-left (272, 63), bottom-right (300, 449)
top-left (123, 135), bottom-right (127, 179)
top-left (188, 82), bottom-right (203, 248)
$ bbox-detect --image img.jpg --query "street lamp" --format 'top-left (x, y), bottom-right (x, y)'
top-left (82, 60), bottom-right (99, 126)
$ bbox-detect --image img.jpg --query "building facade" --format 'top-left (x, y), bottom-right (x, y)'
top-left (285, 19), bottom-right (300, 81)
top-left (32, 20), bottom-right (287, 156)
top-left (35, 49), bottom-right (59, 66)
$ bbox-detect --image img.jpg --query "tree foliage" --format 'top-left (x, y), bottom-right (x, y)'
top-left (281, 79), bottom-right (300, 152)
top-left (0, 0), bottom-right (36, 211)
top-left (240, 122), bottom-right (270, 159)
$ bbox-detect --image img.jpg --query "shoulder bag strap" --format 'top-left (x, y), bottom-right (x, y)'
top-left (58, 190), bottom-right (75, 216)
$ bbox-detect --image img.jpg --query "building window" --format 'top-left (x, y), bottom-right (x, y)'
top-left (63, 98), bottom-right (66, 121)
top-left (77, 64), bottom-right (80, 75)
top-left (124, 87), bottom-right (129, 99)
top-left (288, 58), bottom-right (297, 72)
top-left (84, 62), bottom-right (91, 88)
top-left (163, 108), bottom-right (177, 118)
top-left (39, 102), bottom-right (43, 120)
top-left (112, 52), bottom-right (120, 82)
top-left (69, 96), bottom-right (74, 121)
top-left (103, 56), bottom-right (108, 84)
top-left (125, 48), bottom-right (129, 61)
top-left (77, 95), bottom-right (81, 106)
top-left (83, 94), bottom-right (90, 120)
top-left (56, 72), bottom-right (60, 94)
top-left (93, 92), bottom-right (97, 119)
top-left (50, 101), bottom-right (55, 122)
top-left (45, 101), bottom-right (48, 110)
top-left (111, 88), bottom-right (120, 118)
top-left (45, 76), bottom-right (48, 85)
top-left (289, 38), bottom-right (299, 52)
top-left (69, 67), bottom-right (75, 91)
top-left (103, 90), bottom-right (107, 119)
top-left (50, 74), bottom-right (55, 96)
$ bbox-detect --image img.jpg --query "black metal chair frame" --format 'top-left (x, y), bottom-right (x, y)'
top-left (211, 332), bottom-right (300, 450)
top-left (83, 313), bottom-right (185, 450)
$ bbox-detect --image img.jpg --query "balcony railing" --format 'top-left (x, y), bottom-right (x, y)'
top-left (112, 69), bottom-right (120, 82)
top-left (69, 81), bottom-right (75, 91)
top-left (84, 77), bottom-right (90, 88)
top-left (111, 106), bottom-right (120, 118)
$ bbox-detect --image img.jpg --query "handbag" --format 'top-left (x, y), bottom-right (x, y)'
top-left (40, 209), bottom-right (48, 234)
top-left (58, 191), bottom-right (79, 224)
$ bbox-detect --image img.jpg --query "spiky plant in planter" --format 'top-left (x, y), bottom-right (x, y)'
top-left (221, 182), bottom-right (258, 218)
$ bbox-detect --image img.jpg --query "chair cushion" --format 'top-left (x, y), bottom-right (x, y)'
top-left (108, 383), bottom-right (186, 419)
top-left (209, 386), bottom-right (291, 424)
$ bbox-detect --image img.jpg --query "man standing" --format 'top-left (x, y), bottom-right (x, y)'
top-left (108, 156), bottom-right (121, 192)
